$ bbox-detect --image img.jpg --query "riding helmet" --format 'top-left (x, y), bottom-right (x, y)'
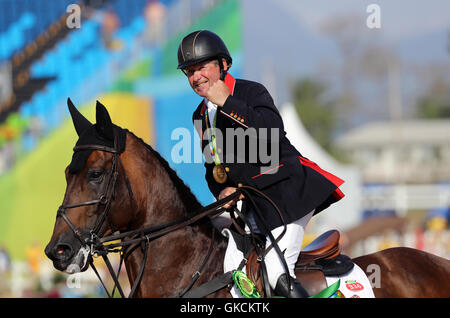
top-left (177, 30), bottom-right (232, 70)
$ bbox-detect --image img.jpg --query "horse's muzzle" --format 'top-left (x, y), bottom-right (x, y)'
top-left (45, 241), bottom-right (73, 271)
top-left (45, 238), bottom-right (90, 273)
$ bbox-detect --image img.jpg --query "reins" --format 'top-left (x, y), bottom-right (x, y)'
top-left (95, 190), bottom-right (244, 297)
top-left (96, 191), bottom-right (241, 248)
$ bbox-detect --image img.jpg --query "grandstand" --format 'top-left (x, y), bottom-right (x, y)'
top-left (0, 0), bottom-right (243, 297)
top-left (0, 0), bottom-right (242, 265)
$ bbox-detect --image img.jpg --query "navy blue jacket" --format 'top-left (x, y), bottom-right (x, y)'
top-left (192, 74), bottom-right (344, 233)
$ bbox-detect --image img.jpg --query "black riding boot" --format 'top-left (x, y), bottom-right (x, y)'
top-left (274, 273), bottom-right (309, 298)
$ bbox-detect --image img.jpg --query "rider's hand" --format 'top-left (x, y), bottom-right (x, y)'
top-left (206, 80), bottom-right (230, 107)
top-left (218, 187), bottom-right (245, 210)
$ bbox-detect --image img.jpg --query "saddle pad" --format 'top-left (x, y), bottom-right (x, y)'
top-left (325, 263), bottom-right (375, 298)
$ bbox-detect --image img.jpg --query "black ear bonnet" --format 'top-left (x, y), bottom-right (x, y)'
top-left (67, 98), bottom-right (127, 174)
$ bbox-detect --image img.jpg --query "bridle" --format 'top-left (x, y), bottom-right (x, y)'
top-left (56, 131), bottom-right (143, 297)
top-left (56, 132), bottom-right (125, 255)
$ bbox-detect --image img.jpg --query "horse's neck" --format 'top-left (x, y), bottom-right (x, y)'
top-left (142, 150), bottom-right (196, 224)
top-left (124, 135), bottom-right (225, 297)
top-left (123, 133), bottom-right (193, 224)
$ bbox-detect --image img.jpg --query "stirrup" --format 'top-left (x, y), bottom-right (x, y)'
top-left (274, 273), bottom-right (309, 298)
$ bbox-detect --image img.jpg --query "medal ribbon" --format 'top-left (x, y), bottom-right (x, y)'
top-left (204, 105), bottom-right (221, 166)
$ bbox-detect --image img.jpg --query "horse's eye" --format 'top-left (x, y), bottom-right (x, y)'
top-left (88, 170), bottom-right (104, 181)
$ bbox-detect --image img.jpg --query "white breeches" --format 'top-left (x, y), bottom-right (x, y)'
top-left (223, 205), bottom-right (314, 298)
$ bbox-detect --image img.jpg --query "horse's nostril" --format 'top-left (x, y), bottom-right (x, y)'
top-left (53, 243), bottom-right (73, 260)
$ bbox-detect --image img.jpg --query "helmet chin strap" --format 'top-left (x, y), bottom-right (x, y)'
top-left (218, 57), bottom-right (227, 81)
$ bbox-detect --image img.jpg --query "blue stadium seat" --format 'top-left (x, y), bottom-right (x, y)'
top-left (19, 12), bottom-right (35, 29)
top-left (19, 101), bottom-right (33, 120)
top-left (0, 12), bottom-right (36, 60)
top-left (45, 83), bottom-right (59, 107)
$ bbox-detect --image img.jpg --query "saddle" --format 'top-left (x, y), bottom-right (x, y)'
top-left (245, 229), bottom-right (353, 297)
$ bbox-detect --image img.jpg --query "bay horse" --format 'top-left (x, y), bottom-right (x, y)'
top-left (45, 99), bottom-right (450, 298)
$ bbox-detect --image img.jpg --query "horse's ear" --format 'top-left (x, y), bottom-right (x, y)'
top-left (95, 100), bottom-right (115, 140)
top-left (68, 97), bottom-right (92, 136)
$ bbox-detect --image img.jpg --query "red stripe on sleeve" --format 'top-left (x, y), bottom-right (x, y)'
top-left (251, 164), bottom-right (285, 179)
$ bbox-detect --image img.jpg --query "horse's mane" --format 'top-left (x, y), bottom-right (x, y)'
top-left (126, 130), bottom-right (204, 215)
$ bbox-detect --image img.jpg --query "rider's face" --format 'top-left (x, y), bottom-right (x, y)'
top-left (184, 60), bottom-right (222, 98)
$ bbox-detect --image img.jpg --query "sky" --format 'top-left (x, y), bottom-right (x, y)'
top-left (241, 0), bottom-right (450, 126)
top-left (276, 0), bottom-right (450, 42)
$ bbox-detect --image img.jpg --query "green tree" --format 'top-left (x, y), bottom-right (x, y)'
top-left (416, 76), bottom-right (450, 119)
top-left (292, 78), bottom-right (336, 153)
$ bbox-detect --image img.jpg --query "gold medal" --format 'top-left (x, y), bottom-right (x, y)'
top-left (213, 164), bottom-right (227, 184)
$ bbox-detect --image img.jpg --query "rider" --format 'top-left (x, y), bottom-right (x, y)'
top-left (177, 30), bottom-right (345, 298)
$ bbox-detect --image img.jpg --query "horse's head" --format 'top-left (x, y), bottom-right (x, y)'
top-left (45, 99), bottom-right (133, 273)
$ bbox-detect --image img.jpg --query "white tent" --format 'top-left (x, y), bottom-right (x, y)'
top-left (280, 103), bottom-right (363, 234)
